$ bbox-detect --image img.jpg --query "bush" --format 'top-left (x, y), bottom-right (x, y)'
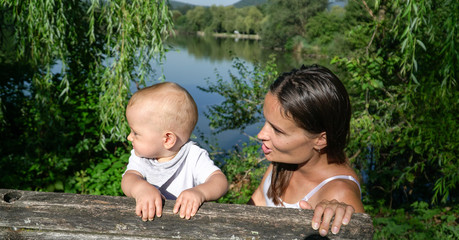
top-left (372, 202), bottom-right (459, 239)
top-left (217, 140), bottom-right (267, 204)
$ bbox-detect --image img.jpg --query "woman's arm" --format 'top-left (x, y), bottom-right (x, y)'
top-left (303, 179), bottom-right (363, 236)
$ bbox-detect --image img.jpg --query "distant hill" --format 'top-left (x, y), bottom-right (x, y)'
top-left (234, 0), bottom-right (267, 8)
top-left (169, 1), bottom-right (195, 8)
top-left (169, 0), bottom-right (266, 9)
top-left (169, 1), bottom-right (196, 14)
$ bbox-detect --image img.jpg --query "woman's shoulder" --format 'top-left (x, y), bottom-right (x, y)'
top-left (321, 177), bottom-right (360, 194)
top-left (314, 176), bottom-right (364, 212)
top-left (321, 164), bottom-right (361, 196)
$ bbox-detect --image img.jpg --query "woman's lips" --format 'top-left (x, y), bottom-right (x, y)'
top-left (261, 143), bottom-right (272, 155)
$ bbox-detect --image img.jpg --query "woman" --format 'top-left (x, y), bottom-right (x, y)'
top-left (249, 65), bottom-right (364, 237)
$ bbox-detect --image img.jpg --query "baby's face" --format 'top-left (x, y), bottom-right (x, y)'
top-left (126, 104), bottom-right (165, 159)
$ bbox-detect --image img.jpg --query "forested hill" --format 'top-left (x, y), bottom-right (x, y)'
top-left (234, 0), bottom-right (267, 8)
top-left (169, 1), bottom-right (195, 8)
top-left (169, 0), bottom-right (266, 8)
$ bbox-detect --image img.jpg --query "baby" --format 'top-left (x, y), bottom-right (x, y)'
top-left (121, 82), bottom-right (228, 221)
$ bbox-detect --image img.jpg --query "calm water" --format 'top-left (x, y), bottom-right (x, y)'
top-left (149, 34), bottom-right (331, 151)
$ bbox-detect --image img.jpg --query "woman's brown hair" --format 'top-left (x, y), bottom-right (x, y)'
top-left (267, 65), bottom-right (351, 205)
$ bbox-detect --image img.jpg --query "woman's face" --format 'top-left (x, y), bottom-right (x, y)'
top-left (257, 92), bottom-right (319, 164)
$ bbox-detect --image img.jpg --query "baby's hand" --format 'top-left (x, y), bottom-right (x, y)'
top-left (133, 185), bottom-right (164, 221)
top-left (173, 188), bottom-right (206, 219)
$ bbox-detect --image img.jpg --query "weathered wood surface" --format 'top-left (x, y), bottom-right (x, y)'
top-left (0, 189), bottom-right (373, 239)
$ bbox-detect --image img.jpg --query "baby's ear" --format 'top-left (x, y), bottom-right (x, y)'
top-left (163, 132), bottom-right (177, 150)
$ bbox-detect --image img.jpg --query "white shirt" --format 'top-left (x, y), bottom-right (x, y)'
top-left (124, 141), bottom-right (220, 200)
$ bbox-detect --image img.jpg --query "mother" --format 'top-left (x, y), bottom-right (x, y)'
top-left (248, 65), bottom-right (364, 237)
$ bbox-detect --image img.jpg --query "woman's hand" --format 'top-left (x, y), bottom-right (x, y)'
top-left (299, 199), bottom-right (355, 237)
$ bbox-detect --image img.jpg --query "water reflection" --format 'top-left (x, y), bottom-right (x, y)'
top-left (167, 34), bottom-right (332, 72)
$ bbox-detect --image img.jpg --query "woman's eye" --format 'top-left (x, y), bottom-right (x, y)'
top-left (273, 127), bottom-right (283, 134)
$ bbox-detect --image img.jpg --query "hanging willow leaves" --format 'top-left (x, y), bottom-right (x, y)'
top-left (334, 0), bottom-right (458, 204)
top-left (0, 0), bottom-right (174, 144)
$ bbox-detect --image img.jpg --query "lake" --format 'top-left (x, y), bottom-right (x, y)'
top-left (148, 34), bottom-right (331, 151)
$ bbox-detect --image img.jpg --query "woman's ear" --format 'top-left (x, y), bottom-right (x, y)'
top-left (315, 132), bottom-right (327, 151)
top-left (163, 132), bottom-right (177, 150)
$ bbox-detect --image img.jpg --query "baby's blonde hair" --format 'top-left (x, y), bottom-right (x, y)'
top-left (127, 82), bottom-right (198, 141)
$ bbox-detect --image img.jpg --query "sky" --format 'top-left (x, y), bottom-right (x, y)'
top-left (173, 0), bottom-right (241, 6)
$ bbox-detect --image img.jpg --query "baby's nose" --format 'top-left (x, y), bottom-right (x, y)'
top-left (127, 133), bottom-right (133, 142)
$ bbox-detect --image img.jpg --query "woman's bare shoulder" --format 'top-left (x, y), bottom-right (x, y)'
top-left (315, 178), bottom-right (364, 212)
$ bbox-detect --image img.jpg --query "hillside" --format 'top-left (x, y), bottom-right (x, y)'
top-left (169, 0), bottom-right (267, 9)
top-left (234, 0), bottom-right (267, 8)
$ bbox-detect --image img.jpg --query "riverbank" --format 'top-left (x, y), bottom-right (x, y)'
top-left (197, 31), bottom-right (261, 40)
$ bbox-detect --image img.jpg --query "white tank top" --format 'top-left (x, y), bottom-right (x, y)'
top-left (263, 171), bottom-right (361, 208)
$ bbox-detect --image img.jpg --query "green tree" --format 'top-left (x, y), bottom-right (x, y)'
top-left (244, 6), bottom-right (264, 34)
top-left (333, 0), bottom-right (458, 206)
top-left (175, 5), bottom-right (264, 35)
top-left (0, 0), bottom-right (173, 193)
top-left (305, 6), bottom-right (346, 45)
top-left (261, 0), bottom-right (328, 48)
top-left (222, 6), bottom-right (238, 33)
top-left (198, 57), bottom-right (279, 133)
top-left (185, 6), bottom-right (211, 31)
top-left (209, 5), bottom-right (226, 33)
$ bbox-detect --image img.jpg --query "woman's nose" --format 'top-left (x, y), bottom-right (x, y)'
top-left (257, 122), bottom-right (269, 140)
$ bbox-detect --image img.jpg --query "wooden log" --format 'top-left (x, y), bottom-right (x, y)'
top-left (0, 189), bottom-right (373, 239)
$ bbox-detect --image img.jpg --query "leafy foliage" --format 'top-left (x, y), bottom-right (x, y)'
top-left (331, 0), bottom-right (458, 206)
top-left (198, 56), bottom-right (278, 133)
top-left (260, 0), bottom-right (328, 48)
top-left (217, 140), bottom-right (267, 204)
top-left (0, 0), bottom-right (173, 193)
top-left (305, 6), bottom-right (347, 45)
top-left (371, 202), bottom-right (459, 239)
top-left (68, 149), bottom-right (129, 196)
top-left (178, 5), bottom-right (264, 35)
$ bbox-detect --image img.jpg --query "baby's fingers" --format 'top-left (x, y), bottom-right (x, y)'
top-left (154, 196), bottom-right (163, 218)
top-left (190, 202), bottom-right (200, 218)
top-left (135, 202), bottom-right (143, 218)
top-left (140, 202), bottom-right (153, 222)
top-left (173, 198), bottom-right (182, 215)
top-left (179, 199), bottom-right (191, 219)
top-left (146, 202), bottom-right (156, 221)
top-left (173, 196), bottom-right (189, 218)
top-left (184, 201), bottom-right (200, 219)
